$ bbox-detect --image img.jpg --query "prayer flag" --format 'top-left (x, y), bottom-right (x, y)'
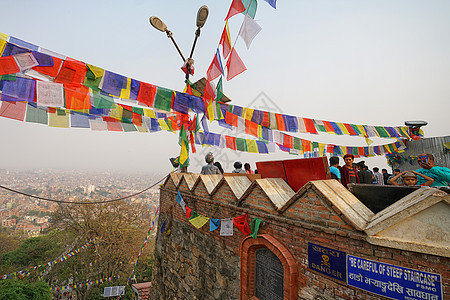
top-left (185, 206), bottom-right (193, 219)
top-left (209, 219), bottom-right (220, 231)
top-left (242, 0), bottom-right (258, 19)
top-left (189, 214), bottom-right (210, 229)
top-left (2, 43), bottom-right (29, 57)
top-left (216, 76), bottom-right (224, 101)
top-left (173, 92), bottom-right (190, 114)
top-left (101, 70), bottom-right (126, 97)
top-left (49, 110), bottom-right (70, 128)
top-left (239, 14), bottom-right (262, 49)
top-left (233, 214), bottom-right (251, 235)
top-left (220, 21), bottom-right (232, 59)
top-left (89, 118), bottom-right (107, 131)
top-left (250, 218), bottom-right (262, 239)
top-left (25, 103), bottom-right (48, 124)
top-left (54, 58), bottom-right (87, 85)
top-left (226, 48), bottom-right (247, 81)
top-left (263, 0), bottom-right (277, 8)
top-left (71, 112), bottom-right (90, 128)
top-left (179, 126), bottom-right (189, 167)
top-left (92, 92), bottom-right (114, 109)
top-left (256, 141), bottom-right (268, 154)
top-left (283, 134), bottom-right (293, 149)
top-left (154, 87), bottom-right (173, 112)
top-left (2, 77), bottom-right (35, 102)
top-left (247, 140), bottom-right (258, 153)
top-left (245, 119), bottom-right (258, 136)
top-left (176, 191), bottom-right (182, 204)
top-left (0, 56), bottom-right (20, 75)
top-left (122, 123), bottom-right (137, 132)
top-left (225, 0), bottom-right (246, 20)
top-left (206, 49), bottom-right (224, 81)
top-left (225, 135), bottom-right (237, 150)
top-left (236, 138), bottom-right (247, 152)
top-left (0, 100), bottom-right (27, 121)
top-left (303, 118), bottom-right (318, 134)
top-left (13, 52), bottom-right (38, 71)
top-left (137, 82), bottom-right (157, 107)
top-left (64, 84), bottom-right (91, 109)
top-left (275, 114), bottom-right (286, 131)
top-left (8, 36), bottom-right (39, 51)
top-left (220, 218), bottom-right (233, 236)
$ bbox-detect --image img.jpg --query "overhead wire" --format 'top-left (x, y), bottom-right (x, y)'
top-left (0, 174), bottom-right (168, 205)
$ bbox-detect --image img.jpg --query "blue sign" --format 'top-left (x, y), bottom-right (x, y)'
top-left (308, 243), bottom-right (346, 282)
top-left (347, 255), bottom-right (442, 300)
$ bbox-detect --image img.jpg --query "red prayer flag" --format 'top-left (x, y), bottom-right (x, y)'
top-left (203, 80), bottom-right (216, 100)
top-left (323, 121), bottom-right (335, 133)
top-left (225, 0), bottom-right (246, 20)
top-left (233, 214), bottom-right (251, 235)
top-left (283, 134), bottom-right (293, 148)
top-left (358, 147), bottom-right (365, 156)
top-left (326, 144), bottom-right (335, 154)
top-left (33, 56), bottom-right (63, 77)
top-left (225, 111), bottom-right (238, 127)
top-left (226, 49), bottom-right (247, 81)
top-left (132, 112), bottom-right (142, 127)
top-left (64, 84), bottom-right (91, 109)
top-left (302, 139), bottom-right (312, 152)
top-left (225, 136), bottom-right (237, 150)
top-left (0, 56), bottom-right (20, 75)
top-left (303, 118), bottom-right (318, 134)
top-left (54, 58), bottom-right (87, 85)
top-left (219, 21), bottom-right (232, 59)
top-left (344, 123), bottom-right (357, 136)
top-left (261, 111), bottom-right (270, 128)
top-left (206, 49), bottom-right (224, 81)
top-left (275, 114), bottom-right (286, 131)
top-left (137, 82), bottom-right (157, 107)
top-left (103, 116), bottom-right (123, 131)
top-left (0, 101), bottom-right (27, 121)
top-left (185, 206), bottom-right (192, 219)
top-left (245, 119), bottom-right (258, 137)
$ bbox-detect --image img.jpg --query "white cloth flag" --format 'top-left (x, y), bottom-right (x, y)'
top-left (238, 14), bottom-right (262, 49)
top-left (36, 81), bottom-right (64, 107)
top-left (89, 118), bottom-right (108, 131)
top-left (236, 117), bottom-right (245, 134)
top-left (179, 198), bottom-right (186, 213)
top-left (13, 53), bottom-right (38, 71)
top-left (220, 218), bottom-right (233, 236)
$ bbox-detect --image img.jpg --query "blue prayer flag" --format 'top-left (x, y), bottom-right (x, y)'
top-left (256, 141), bottom-right (269, 153)
top-left (9, 37), bottom-right (39, 51)
top-left (284, 115), bottom-right (298, 132)
top-left (32, 51), bottom-right (53, 67)
top-left (210, 219), bottom-right (220, 231)
top-left (1, 43), bottom-right (30, 57)
top-left (173, 93), bottom-right (190, 115)
top-left (101, 70), bottom-right (126, 97)
top-left (1, 77), bottom-right (35, 102)
top-left (71, 112), bottom-right (90, 128)
top-left (130, 79), bottom-right (140, 101)
top-left (263, 0), bottom-right (276, 8)
top-left (176, 191), bottom-right (182, 204)
top-left (188, 95), bottom-right (205, 114)
top-left (201, 114), bottom-right (209, 132)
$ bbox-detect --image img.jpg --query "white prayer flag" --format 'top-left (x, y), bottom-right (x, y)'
top-left (89, 118), bottom-right (108, 131)
top-left (238, 14), bottom-right (262, 49)
top-left (297, 117), bottom-right (307, 133)
top-left (36, 81), bottom-right (64, 107)
top-left (268, 142), bottom-right (276, 153)
top-left (220, 218), bottom-right (233, 236)
top-left (179, 198), bottom-right (186, 213)
top-left (236, 117), bottom-right (245, 133)
top-left (13, 53), bottom-right (38, 71)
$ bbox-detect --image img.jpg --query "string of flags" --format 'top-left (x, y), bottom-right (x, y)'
top-left (0, 236), bottom-right (102, 280)
top-left (51, 275), bottom-right (121, 291)
top-left (118, 207), bottom-right (160, 299)
top-left (0, 31), bottom-right (414, 162)
top-left (175, 191), bottom-right (261, 239)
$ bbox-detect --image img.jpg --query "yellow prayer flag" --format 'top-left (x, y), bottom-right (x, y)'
top-left (87, 64), bottom-right (105, 78)
top-left (337, 123), bottom-right (350, 135)
top-left (244, 108), bottom-right (254, 120)
top-left (120, 78), bottom-right (131, 99)
top-left (179, 140), bottom-right (189, 166)
top-left (207, 101), bottom-right (215, 122)
top-left (318, 143), bottom-right (326, 156)
top-left (365, 137), bottom-right (373, 145)
top-left (339, 146), bottom-right (347, 155)
top-left (356, 125), bottom-right (367, 137)
top-left (143, 108), bottom-right (156, 118)
top-left (110, 104), bottom-right (123, 120)
top-left (247, 140), bottom-right (258, 153)
top-left (257, 125), bottom-right (262, 139)
top-left (0, 39), bottom-right (7, 57)
top-left (0, 32), bottom-right (7, 41)
top-left (137, 126), bottom-right (148, 133)
top-left (72, 109), bottom-right (90, 114)
top-left (49, 112), bottom-right (70, 128)
top-left (189, 215), bottom-right (210, 229)
top-left (158, 119), bottom-right (169, 131)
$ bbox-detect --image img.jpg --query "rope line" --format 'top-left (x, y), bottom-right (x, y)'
top-left (0, 175), bottom-right (168, 205)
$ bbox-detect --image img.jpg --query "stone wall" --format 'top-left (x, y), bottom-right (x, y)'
top-left (151, 174), bottom-right (449, 300)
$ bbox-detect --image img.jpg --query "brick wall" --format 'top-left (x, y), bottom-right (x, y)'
top-left (151, 176), bottom-right (449, 299)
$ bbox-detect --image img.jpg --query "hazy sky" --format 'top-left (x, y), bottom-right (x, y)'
top-left (0, 0), bottom-right (449, 174)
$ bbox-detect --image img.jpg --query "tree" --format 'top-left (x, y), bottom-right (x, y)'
top-left (0, 232), bottom-right (21, 256)
top-left (0, 279), bottom-right (52, 300)
top-left (49, 201), bottom-right (151, 299)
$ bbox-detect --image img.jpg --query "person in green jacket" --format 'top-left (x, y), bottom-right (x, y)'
top-left (414, 153), bottom-right (450, 187)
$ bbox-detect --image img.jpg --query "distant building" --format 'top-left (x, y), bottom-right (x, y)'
top-left (1, 218), bottom-right (16, 227)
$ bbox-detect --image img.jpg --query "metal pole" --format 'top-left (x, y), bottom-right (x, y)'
top-left (165, 31), bottom-right (186, 63)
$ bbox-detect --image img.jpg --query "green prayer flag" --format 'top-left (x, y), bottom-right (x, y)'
top-left (121, 123), bottom-right (137, 132)
top-left (236, 138), bottom-right (248, 152)
top-left (0, 74), bottom-right (16, 81)
top-left (375, 126), bottom-right (390, 138)
top-left (352, 147), bottom-right (359, 155)
top-left (312, 141), bottom-right (319, 150)
top-left (25, 104), bottom-right (48, 125)
top-left (57, 109), bottom-right (66, 116)
top-left (216, 76), bottom-right (223, 101)
top-left (154, 87), bottom-right (173, 112)
top-left (293, 137), bottom-right (302, 151)
top-left (92, 93), bottom-right (115, 109)
top-left (189, 210), bottom-right (199, 220)
top-left (132, 107), bottom-right (144, 115)
top-left (250, 218), bottom-right (261, 239)
top-left (350, 124), bottom-right (362, 135)
top-left (242, 0), bottom-right (258, 19)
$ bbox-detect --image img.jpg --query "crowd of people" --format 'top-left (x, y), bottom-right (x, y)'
top-left (331, 153), bottom-right (450, 189)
